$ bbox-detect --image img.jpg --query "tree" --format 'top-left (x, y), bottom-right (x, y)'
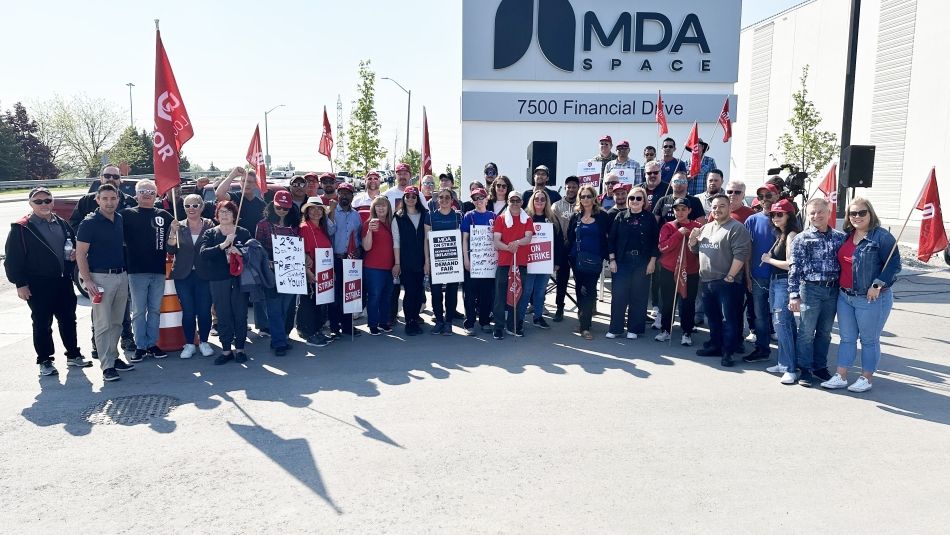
top-left (776, 65), bottom-right (839, 178)
top-left (34, 94), bottom-right (123, 177)
top-left (208, 162), bottom-right (220, 172)
top-left (108, 127), bottom-right (150, 175)
top-left (400, 149), bottom-right (422, 177)
top-left (345, 60), bottom-right (386, 173)
top-left (3, 102), bottom-right (59, 180)
top-left (0, 120), bottom-right (26, 181)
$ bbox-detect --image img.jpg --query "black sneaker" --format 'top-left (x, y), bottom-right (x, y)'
top-left (379, 324), bottom-right (393, 333)
top-left (66, 355), bottom-right (93, 368)
top-left (103, 368), bottom-right (120, 382)
top-left (274, 346), bottom-right (287, 357)
top-left (148, 346), bottom-right (167, 359)
top-left (39, 361), bottom-right (58, 376)
top-left (369, 326), bottom-right (381, 336)
top-left (481, 324), bottom-right (494, 333)
top-left (721, 354), bottom-right (735, 367)
top-left (305, 334), bottom-right (331, 347)
top-left (553, 308), bottom-right (564, 322)
top-left (234, 352), bottom-right (247, 364)
top-left (798, 373), bottom-right (815, 388)
top-left (210, 324), bottom-right (219, 336)
top-left (696, 347), bottom-right (723, 357)
top-left (120, 337), bottom-right (137, 351)
top-left (533, 317), bottom-right (551, 330)
top-left (431, 321), bottom-right (445, 335)
top-left (91, 349), bottom-right (99, 360)
top-left (813, 368), bottom-right (833, 381)
top-left (442, 323), bottom-right (454, 336)
top-left (742, 349), bottom-right (770, 363)
top-left (113, 359), bottom-right (135, 372)
top-left (493, 329), bottom-right (504, 340)
top-left (405, 323), bottom-right (419, 337)
top-left (130, 349), bottom-right (147, 363)
top-left (214, 353), bottom-right (234, 365)
top-left (514, 321), bottom-right (525, 337)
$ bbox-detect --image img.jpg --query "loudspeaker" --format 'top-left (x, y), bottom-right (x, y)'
top-left (527, 141), bottom-right (557, 186)
top-left (840, 145), bottom-right (875, 188)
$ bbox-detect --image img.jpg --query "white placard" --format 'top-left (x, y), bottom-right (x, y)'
top-left (577, 160), bottom-right (601, 188)
top-left (526, 222), bottom-right (554, 275)
top-left (342, 259), bottom-right (363, 314)
top-left (314, 247), bottom-right (335, 305)
top-left (468, 226), bottom-right (497, 279)
top-left (273, 235), bottom-right (306, 295)
top-left (428, 229), bottom-right (464, 284)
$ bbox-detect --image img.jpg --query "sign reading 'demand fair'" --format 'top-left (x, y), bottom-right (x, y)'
top-left (463, 0), bottom-right (742, 83)
top-left (463, 92), bottom-right (737, 123)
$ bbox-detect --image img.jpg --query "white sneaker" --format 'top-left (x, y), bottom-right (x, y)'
top-left (766, 364), bottom-right (788, 374)
top-left (780, 371), bottom-right (800, 385)
top-left (198, 342), bottom-right (214, 357)
top-left (821, 373), bottom-right (849, 389)
top-left (179, 344), bottom-right (196, 359)
top-left (847, 376), bottom-right (873, 393)
top-left (605, 332), bottom-right (618, 339)
top-left (745, 331), bottom-right (756, 342)
top-left (681, 334), bottom-right (692, 346)
top-left (654, 331), bottom-right (670, 342)
top-left (626, 332), bottom-right (638, 340)
top-left (651, 316), bottom-right (662, 330)
top-left (771, 333), bottom-right (778, 341)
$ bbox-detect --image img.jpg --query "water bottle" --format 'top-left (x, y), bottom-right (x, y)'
top-left (793, 303), bottom-right (810, 318)
top-left (393, 275), bottom-right (400, 285)
top-left (64, 240), bottom-right (73, 259)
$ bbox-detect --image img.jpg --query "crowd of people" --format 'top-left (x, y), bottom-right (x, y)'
top-left (4, 135), bottom-right (901, 393)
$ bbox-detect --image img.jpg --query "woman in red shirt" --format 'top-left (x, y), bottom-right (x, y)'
top-left (299, 198), bottom-right (335, 348)
top-left (657, 198), bottom-right (703, 346)
top-left (362, 196), bottom-right (395, 335)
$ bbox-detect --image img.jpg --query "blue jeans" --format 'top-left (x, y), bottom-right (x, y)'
top-left (129, 272), bottom-right (166, 349)
top-left (365, 268), bottom-right (394, 328)
top-left (769, 277), bottom-right (797, 370)
top-left (795, 283), bottom-right (838, 374)
top-left (750, 277), bottom-right (772, 353)
top-left (700, 278), bottom-right (743, 355)
top-left (264, 290), bottom-right (294, 349)
top-left (177, 270), bottom-right (212, 344)
top-left (835, 290), bottom-right (893, 373)
top-left (523, 273), bottom-right (550, 321)
top-left (493, 265), bottom-right (529, 329)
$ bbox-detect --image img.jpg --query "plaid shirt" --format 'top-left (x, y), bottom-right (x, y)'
top-left (788, 225), bottom-right (847, 298)
top-left (604, 158), bottom-right (643, 185)
top-left (687, 156), bottom-right (717, 196)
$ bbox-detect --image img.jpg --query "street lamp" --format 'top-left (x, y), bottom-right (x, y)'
top-left (126, 82), bottom-right (135, 127)
top-left (381, 77), bottom-right (411, 157)
top-left (264, 104), bottom-right (286, 172)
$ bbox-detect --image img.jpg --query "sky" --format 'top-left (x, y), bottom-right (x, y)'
top-left (0, 0), bottom-right (804, 176)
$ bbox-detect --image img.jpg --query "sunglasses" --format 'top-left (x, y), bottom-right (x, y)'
top-left (438, 195), bottom-right (453, 200)
top-left (485, 170), bottom-right (497, 177)
top-left (617, 147), bottom-right (629, 151)
top-left (102, 173), bottom-right (120, 180)
top-left (508, 198), bottom-right (523, 203)
top-left (605, 182), bottom-right (618, 188)
top-left (291, 183), bottom-right (306, 187)
top-left (628, 196), bottom-right (644, 202)
top-left (137, 190), bottom-right (157, 196)
top-left (662, 145), bottom-right (675, 149)
top-left (184, 204), bottom-right (202, 209)
top-left (404, 194), bottom-right (418, 199)
top-left (472, 196), bottom-right (486, 202)
top-left (31, 198), bottom-right (53, 205)
top-left (725, 190), bottom-right (744, 195)
top-left (422, 182), bottom-right (435, 187)
top-left (849, 209), bottom-right (869, 218)
top-left (757, 193), bottom-right (775, 199)
top-left (579, 195), bottom-right (594, 200)
top-left (274, 206), bottom-right (290, 211)
top-left (495, 184), bottom-right (508, 189)
top-left (770, 212), bottom-right (787, 218)
top-left (645, 171), bottom-right (659, 176)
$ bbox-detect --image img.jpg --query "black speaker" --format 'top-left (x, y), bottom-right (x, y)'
top-left (840, 145), bottom-right (875, 188)
top-left (527, 141), bottom-right (557, 186)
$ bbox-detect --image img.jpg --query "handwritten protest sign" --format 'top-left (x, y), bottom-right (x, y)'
top-left (314, 247), bottom-right (334, 305)
top-left (577, 160), bottom-right (600, 188)
top-left (469, 226), bottom-right (497, 278)
top-left (428, 229), bottom-right (464, 284)
top-left (273, 235), bottom-right (306, 295)
top-left (342, 259), bottom-right (363, 314)
top-left (527, 222), bottom-right (554, 274)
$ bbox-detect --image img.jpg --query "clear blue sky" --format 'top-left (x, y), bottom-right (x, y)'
top-left (0, 0), bottom-right (804, 176)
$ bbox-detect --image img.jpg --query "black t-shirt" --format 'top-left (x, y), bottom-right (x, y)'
top-left (121, 206), bottom-right (173, 274)
top-left (228, 191), bottom-right (266, 233)
top-left (652, 194), bottom-right (705, 223)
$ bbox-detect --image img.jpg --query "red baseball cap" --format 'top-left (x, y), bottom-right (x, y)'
top-left (319, 172), bottom-right (336, 182)
top-left (403, 186), bottom-right (420, 196)
top-left (616, 140), bottom-right (630, 149)
top-left (336, 182), bottom-right (354, 193)
top-left (470, 188), bottom-right (488, 199)
top-left (770, 199), bottom-right (796, 214)
top-left (395, 163), bottom-right (411, 173)
top-left (599, 135), bottom-right (612, 144)
top-left (273, 190), bottom-right (293, 209)
top-left (612, 183), bottom-right (631, 193)
top-left (757, 183), bottom-right (780, 196)
top-left (365, 171), bottom-right (380, 179)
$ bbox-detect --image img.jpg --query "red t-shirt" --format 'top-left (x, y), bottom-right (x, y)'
top-left (362, 221), bottom-right (395, 270)
top-left (730, 206), bottom-right (755, 223)
top-left (300, 221), bottom-right (332, 254)
top-left (492, 212), bottom-right (533, 266)
top-left (838, 238), bottom-right (856, 289)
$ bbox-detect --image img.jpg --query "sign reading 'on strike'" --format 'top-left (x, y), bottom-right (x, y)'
top-left (527, 222), bottom-right (554, 274)
top-left (313, 248), bottom-right (334, 305)
top-left (343, 259), bottom-right (363, 314)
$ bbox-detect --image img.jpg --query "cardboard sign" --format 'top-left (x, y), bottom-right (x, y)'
top-left (342, 259), bottom-right (363, 314)
top-left (428, 229), bottom-right (464, 284)
top-left (272, 235), bottom-right (307, 295)
top-left (577, 160), bottom-right (601, 188)
top-left (527, 222), bottom-right (554, 274)
top-left (468, 226), bottom-right (497, 279)
top-left (314, 247), bottom-right (335, 305)
top-left (613, 168), bottom-right (634, 185)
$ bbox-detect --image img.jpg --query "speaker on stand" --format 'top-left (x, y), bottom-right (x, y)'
top-left (527, 141), bottom-right (557, 187)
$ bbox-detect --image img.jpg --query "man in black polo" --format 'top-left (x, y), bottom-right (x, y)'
top-left (76, 184), bottom-right (135, 382)
top-left (5, 187), bottom-right (92, 376)
top-left (522, 165), bottom-right (562, 204)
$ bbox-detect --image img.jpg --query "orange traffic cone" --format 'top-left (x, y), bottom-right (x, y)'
top-left (158, 254), bottom-right (186, 352)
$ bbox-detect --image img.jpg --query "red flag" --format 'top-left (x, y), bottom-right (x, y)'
top-left (421, 107), bottom-right (433, 178)
top-left (506, 265), bottom-right (523, 307)
top-left (817, 163), bottom-right (838, 228)
top-left (246, 125), bottom-right (267, 193)
top-left (718, 97), bottom-right (732, 142)
top-left (684, 122), bottom-right (701, 178)
top-left (153, 28), bottom-right (193, 195)
top-left (318, 106), bottom-right (333, 160)
top-left (655, 91), bottom-right (668, 137)
top-left (916, 168), bottom-right (948, 261)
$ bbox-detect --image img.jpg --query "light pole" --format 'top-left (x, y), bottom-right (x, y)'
top-left (264, 104), bottom-right (286, 172)
top-left (126, 82), bottom-right (135, 127)
top-left (381, 77), bottom-right (411, 157)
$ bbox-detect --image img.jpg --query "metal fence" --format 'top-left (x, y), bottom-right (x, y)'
top-left (0, 171), bottom-right (230, 191)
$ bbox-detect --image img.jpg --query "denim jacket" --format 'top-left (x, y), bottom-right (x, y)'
top-left (848, 226), bottom-right (901, 295)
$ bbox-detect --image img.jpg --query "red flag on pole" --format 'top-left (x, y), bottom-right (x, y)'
top-left (684, 122), bottom-right (702, 178)
top-left (655, 91), bottom-right (669, 137)
top-left (246, 125), bottom-right (267, 193)
top-left (817, 163), bottom-right (838, 228)
top-left (421, 107), bottom-right (433, 178)
top-left (318, 106), bottom-right (333, 161)
top-left (506, 264), bottom-right (523, 307)
top-left (153, 26), bottom-right (193, 195)
top-left (718, 97), bottom-right (732, 142)
top-left (916, 168), bottom-right (948, 261)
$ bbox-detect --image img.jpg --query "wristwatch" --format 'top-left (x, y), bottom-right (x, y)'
top-left (724, 274), bottom-right (735, 282)
top-left (871, 282), bottom-right (883, 290)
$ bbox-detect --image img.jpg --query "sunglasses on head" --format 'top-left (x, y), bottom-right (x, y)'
top-left (31, 198), bottom-right (53, 205)
top-left (849, 209), bottom-right (869, 218)
top-left (725, 190), bottom-right (743, 195)
top-left (102, 173), bottom-right (120, 180)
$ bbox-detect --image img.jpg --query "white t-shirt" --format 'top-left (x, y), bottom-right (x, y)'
top-left (353, 190), bottom-right (381, 210)
top-left (384, 186), bottom-right (406, 213)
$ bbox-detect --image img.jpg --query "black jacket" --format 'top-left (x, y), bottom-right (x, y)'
top-left (394, 211), bottom-right (426, 272)
top-left (4, 214), bottom-right (76, 286)
top-left (567, 211), bottom-right (610, 261)
top-left (166, 218), bottom-right (215, 280)
top-left (198, 226), bottom-right (252, 281)
top-left (608, 210), bottom-right (660, 261)
top-left (69, 191), bottom-right (137, 230)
